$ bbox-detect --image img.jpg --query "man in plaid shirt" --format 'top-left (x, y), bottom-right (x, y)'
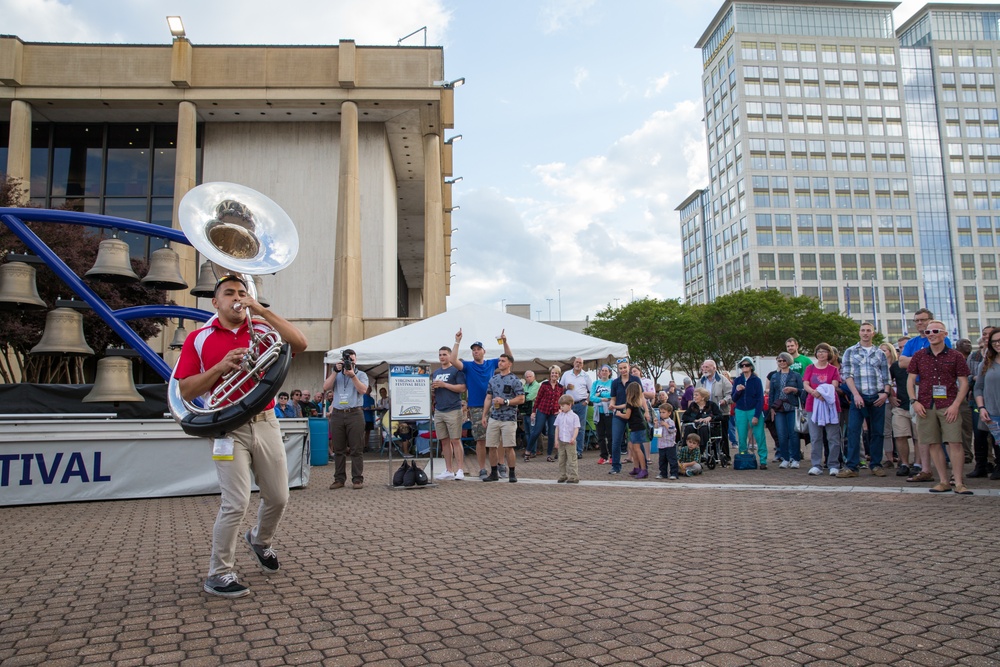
top-left (839, 322), bottom-right (892, 478)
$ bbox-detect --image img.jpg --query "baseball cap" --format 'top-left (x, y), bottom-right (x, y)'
top-left (470, 341), bottom-right (484, 349)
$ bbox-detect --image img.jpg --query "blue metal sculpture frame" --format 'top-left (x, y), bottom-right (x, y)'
top-left (0, 208), bottom-right (213, 381)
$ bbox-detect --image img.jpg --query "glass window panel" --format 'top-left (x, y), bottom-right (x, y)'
top-left (105, 125), bottom-right (152, 197)
top-left (51, 124), bottom-right (103, 198)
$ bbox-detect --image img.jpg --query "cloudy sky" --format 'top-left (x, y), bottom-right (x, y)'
top-left (2, 0), bottom-right (990, 320)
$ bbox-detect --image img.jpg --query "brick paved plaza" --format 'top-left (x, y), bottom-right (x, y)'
top-left (2, 455), bottom-right (999, 667)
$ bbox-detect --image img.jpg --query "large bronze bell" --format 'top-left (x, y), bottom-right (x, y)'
top-left (168, 319), bottom-right (189, 350)
top-left (85, 237), bottom-right (139, 282)
top-left (30, 308), bottom-right (95, 356)
top-left (0, 261), bottom-right (47, 310)
top-left (190, 260), bottom-right (217, 298)
top-left (83, 356), bottom-right (144, 403)
top-left (141, 246), bottom-right (188, 291)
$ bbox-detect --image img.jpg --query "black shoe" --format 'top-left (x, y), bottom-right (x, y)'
top-left (896, 464), bottom-right (910, 477)
top-left (968, 463), bottom-right (988, 478)
top-left (204, 573), bottom-right (250, 598)
top-left (508, 470), bottom-right (518, 483)
top-left (245, 530), bottom-right (279, 573)
top-left (482, 472), bottom-right (499, 482)
top-left (991, 466), bottom-right (1000, 481)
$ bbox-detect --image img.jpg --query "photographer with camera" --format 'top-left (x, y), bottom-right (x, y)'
top-left (323, 348), bottom-right (370, 490)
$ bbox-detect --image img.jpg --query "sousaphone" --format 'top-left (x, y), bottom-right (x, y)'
top-left (167, 183), bottom-right (300, 437)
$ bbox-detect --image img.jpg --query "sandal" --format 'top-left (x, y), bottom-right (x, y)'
top-left (954, 484), bottom-right (973, 495)
top-left (907, 471), bottom-right (934, 483)
top-left (929, 482), bottom-right (952, 493)
top-left (546, 456), bottom-right (555, 462)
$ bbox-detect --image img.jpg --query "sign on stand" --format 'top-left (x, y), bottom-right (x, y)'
top-left (388, 365), bottom-right (431, 420)
top-left (386, 365), bottom-right (435, 488)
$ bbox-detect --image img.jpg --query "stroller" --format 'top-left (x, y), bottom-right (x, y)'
top-left (683, 418), bottom-right (728, 469)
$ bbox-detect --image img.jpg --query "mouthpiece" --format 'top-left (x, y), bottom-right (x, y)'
top-left (233, 303), bottom-right (244, 312)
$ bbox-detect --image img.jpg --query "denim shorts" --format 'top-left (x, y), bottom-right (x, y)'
top-left (629, 430), bottom-right (647, 444)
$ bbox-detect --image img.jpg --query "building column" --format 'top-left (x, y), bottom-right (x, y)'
top-left (422, 132), bottom-right (445, 316)
top-left (7, 100), bottom-right (32, 202)
top-left (331, 100), bottom-right (364, 347)
top-left (173, 101), bottom-right (199, 301)
top-left (162, 100), bottom-right (199, 364)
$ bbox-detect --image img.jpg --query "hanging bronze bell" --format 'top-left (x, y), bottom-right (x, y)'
top-left (169, 320), bottom-right (189, 349)
top-left (83, 356), bottom-right (144, 403)
top-left (141, 246), bottom-right (188, 291)
top-left (253, 275), bottom-right (270, 308)
top-left (190, 260), bottom-right (217, 298)
top-left (0, 261), bottom-right (47, 310)
top-left (30, 307), bottom-right (95, 356)
top-left (85, 237), bottom-right (139, 282)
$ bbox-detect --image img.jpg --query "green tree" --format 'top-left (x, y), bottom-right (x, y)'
top-left (585, 298), bottom-right (671, 381)
top-left (703, 290), bottom-right (861, 369)
top-left (0, 174), bottom-right (167, 383)
top-left (585, 290), bottom-right (863, 380)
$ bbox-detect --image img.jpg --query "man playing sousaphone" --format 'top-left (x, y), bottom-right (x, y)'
top-left (175, 274), bottom-right (307, 598)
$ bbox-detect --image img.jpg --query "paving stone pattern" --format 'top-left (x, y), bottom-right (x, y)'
top-left (2, 456), bottom-right (999, 666)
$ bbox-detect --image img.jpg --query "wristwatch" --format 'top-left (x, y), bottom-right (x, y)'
top-left (504, 398), bottom-right (509, 406)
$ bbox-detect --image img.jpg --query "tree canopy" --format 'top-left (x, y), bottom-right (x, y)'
top-left (0, 174), bottom-right (167, 383)
top-left (585, 290), bottom-right (863, 380)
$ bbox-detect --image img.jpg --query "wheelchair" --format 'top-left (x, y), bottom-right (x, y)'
top-left (683, 418), bottom-right (728, 469)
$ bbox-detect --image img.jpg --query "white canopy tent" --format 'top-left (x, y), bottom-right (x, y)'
top-left (323, 303), bottom-right (628, 376)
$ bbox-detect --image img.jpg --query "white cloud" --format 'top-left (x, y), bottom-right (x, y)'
top-left (448, 99), bottom-right (707, 318)
top-left (573, 66), bottom-right (590, 90)
top-left (539, 0), bottom-right (598, 34)
top-left (0, 0), bottom-right (98, 42)
top-left (645, 71), bottom-right (673, 98)
top-left (0, 0), bottom-right (452, 45)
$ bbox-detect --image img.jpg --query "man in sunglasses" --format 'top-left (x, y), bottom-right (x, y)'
top-left (898, 308), bottom-right (953, 479)
top-left (906, 321), bottom-right (971, 494)
top-left (839, 322), bottom-right (892, 478)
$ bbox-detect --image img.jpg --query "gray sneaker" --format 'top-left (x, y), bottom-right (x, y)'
top-left (204, 572), bottom-right (250, 598)
top-left (497, 463), bottom-right (508, 478)
top-left (245, 530), bottom-right (279, 573)
top-left (479, 468), bottom-right (489, 481)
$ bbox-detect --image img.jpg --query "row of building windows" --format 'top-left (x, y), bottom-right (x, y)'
top-left (743, 66), bottom-right (900, 84)
top-left (752, 192), bottom-right (911, 209)
top-left (740, 41), bottom-right (896, 64)
top-left (738, 41), bottom-right (1000, 72)
top-left (938, 47), bottom-right (1000, 68)
top-left (751, 176), bottom-right (910, 191)
top-left (0, 122), bottom-right (204, 259)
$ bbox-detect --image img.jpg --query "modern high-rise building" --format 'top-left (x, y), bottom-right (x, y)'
top-left (680, 0), bottom-right (1000, 339)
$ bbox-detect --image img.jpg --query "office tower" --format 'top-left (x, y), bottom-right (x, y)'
top-left (682, 0), bottom-right (1000, 338)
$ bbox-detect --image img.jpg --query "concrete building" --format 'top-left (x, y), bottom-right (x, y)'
top-left (681, 0), bottom-right (1000, 339)
top-left (0, 32), bottom-right (460, 389)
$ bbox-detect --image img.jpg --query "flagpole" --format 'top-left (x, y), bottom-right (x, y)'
top-left (871, 276), bottom-right (877, 329)
top-left (899, 284), bottom-right (908, 336)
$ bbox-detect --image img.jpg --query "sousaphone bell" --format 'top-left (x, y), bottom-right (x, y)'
top-left (167, 183), bottom-right (299, 437)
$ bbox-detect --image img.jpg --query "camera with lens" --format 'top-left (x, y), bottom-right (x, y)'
top-left (339, 350), bottom-right (354, 373)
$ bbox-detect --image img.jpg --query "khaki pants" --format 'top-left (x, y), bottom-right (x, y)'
top-left (209, 410), bottom-right (288, 578)
top-left (557, 441), bottom-right (579, 482)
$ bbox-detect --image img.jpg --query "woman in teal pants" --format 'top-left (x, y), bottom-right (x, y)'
top-left (732, 356), bottom-right (768, 468)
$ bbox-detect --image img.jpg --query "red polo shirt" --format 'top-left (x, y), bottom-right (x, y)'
top-left (174, 317), bottom-right (275, 409)
top-left (907, 346), bottom-right (969, 408)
